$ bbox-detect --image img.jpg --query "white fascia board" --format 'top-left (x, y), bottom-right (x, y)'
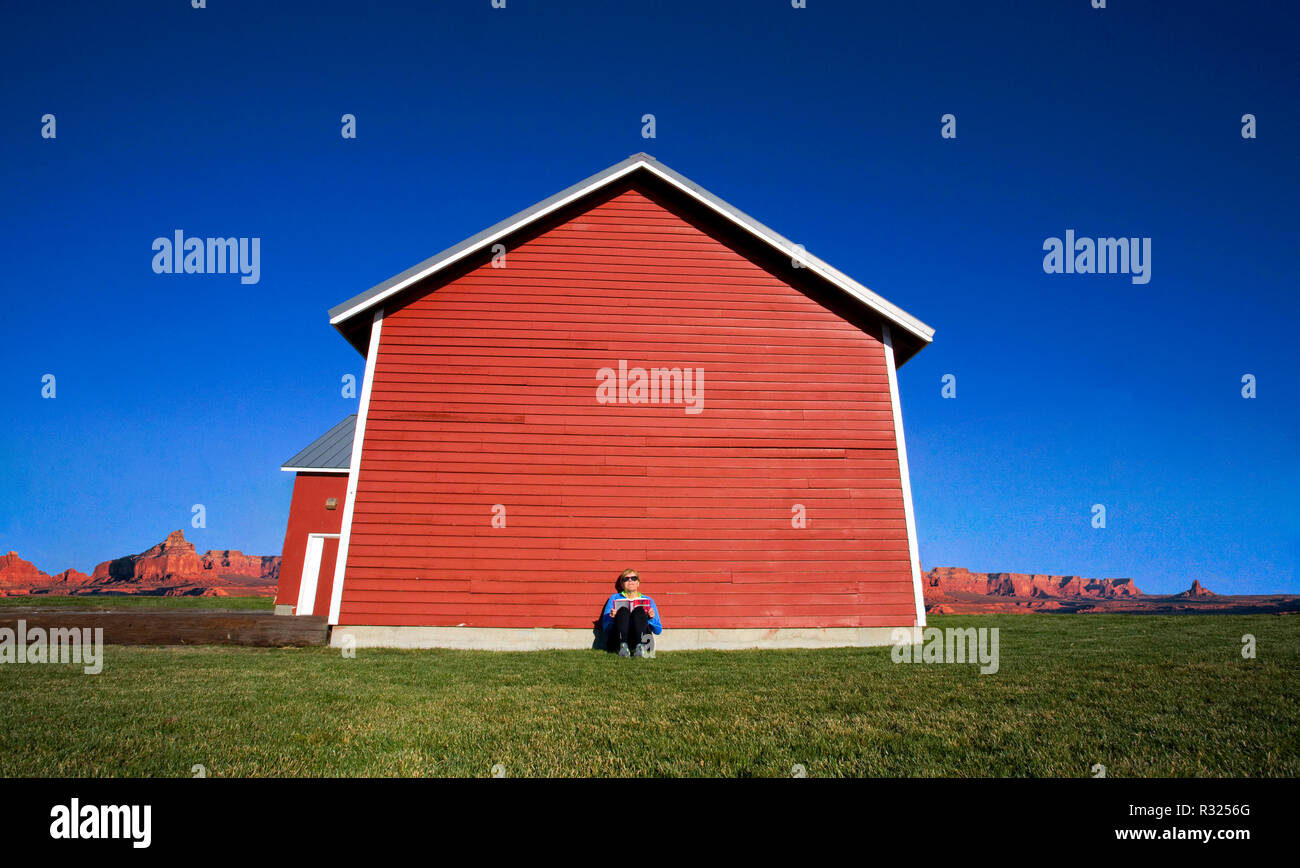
top-left (327, 308), bottom-right (385, 626)
top-left (638, 162), bottom-right (934, 345)
top-left (881, 323), bottom-right (927, 628)
top-left (279, 466), bottom-right (350, 474)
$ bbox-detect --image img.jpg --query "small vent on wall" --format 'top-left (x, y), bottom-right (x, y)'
top-left (325, 498), bottom-right (338, 510)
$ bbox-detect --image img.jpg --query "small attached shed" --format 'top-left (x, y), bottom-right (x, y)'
top-left (277, 153), bottom-right (934, 650)
top-left (275, 415), bottom-right (353, 617)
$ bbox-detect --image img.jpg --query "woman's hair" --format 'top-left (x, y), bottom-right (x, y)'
top-left (615, 568), bottom-right (640, 592)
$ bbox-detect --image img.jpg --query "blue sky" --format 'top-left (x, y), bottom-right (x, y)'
top-left (1, 0), bottom-right (1295, 594)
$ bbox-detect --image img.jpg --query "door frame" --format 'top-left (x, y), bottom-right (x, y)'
top-left (296, 533), bottom-right (340, 616)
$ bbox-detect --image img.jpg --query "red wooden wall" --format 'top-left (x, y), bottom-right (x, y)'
top-left (338, 185), bottom-right (917, 628)
top-left (276, 472), bottom-right (348, 612)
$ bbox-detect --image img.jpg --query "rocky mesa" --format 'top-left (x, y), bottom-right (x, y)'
top-left (922, 567), bottom-right (1296, 615)
top-left (925, 566), bottom-right (1141, 602)
top-left (0, 530), bottom-right (279, 597)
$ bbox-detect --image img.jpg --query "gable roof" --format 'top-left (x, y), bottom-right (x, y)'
top-left (280, 415), bottom-right (355, 473)
top-left (328, 153), bottom-right (934, 359)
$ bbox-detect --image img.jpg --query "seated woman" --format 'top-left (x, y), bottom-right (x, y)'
top-left (600, 569), bottom-right (662, 657)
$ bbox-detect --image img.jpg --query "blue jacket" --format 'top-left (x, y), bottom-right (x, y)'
top-left (599, 593), bottom-right (662, 635)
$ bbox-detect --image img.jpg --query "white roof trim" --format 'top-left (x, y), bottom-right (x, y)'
top-left (279, 466), bottom-right (350, 474)
top-left (327, 155), bottom-right (934, 346)
top-left (328, 160), bottom-right (641, 327)
top-left (881, 323), bottom-right (927, 629)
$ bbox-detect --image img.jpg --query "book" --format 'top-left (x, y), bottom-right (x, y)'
top-left (612, 597), bottom-right (652, 612)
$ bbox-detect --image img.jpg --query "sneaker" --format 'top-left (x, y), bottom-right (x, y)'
top-left (618, 643), bottom-right (630, 657)
top-left (632, 643), bottom-right (646, 658)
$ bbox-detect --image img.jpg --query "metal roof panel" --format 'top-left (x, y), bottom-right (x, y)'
top-left (280, 415), bottom-right (356, 471)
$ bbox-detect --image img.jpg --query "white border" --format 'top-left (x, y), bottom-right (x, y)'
top-left (328, 159), bottom-right (934, 346)
top-left (279, 466), bottom-right (349, 474)
top-left (881, 324), bottom-right (927, 628)
top-left (327, 308), bottom-right (384, 625)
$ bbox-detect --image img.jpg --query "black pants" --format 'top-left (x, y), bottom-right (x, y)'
top-left (608, 606), bottom-right (651, 650)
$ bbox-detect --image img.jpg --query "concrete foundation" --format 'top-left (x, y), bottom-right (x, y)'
top-left (329, 625), bottom-right (907, 651)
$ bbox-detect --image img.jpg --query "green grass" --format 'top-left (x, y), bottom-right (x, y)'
top-left (0, 595), bottom-right (273, 610)
top-left (0, 614), bottom-right (1294, 777)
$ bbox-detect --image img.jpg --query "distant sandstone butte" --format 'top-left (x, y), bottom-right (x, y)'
top-left (90, 529), bottom-right (203, 585)
top-left (50, 568), bottom-right (91, 585)
top-left (1177, 579), bottom-right (1216, 598)
top-left (0, 551), bottom-right (50, 586)
top-left (925, 566), bottom-right (1142, 601)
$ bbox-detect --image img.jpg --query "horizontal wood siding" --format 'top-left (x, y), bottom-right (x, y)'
top-left (339, 188), bottom-right (916, 628)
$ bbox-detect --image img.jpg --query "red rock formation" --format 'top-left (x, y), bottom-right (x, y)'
top-left (0, 531), bottom-right (279, 597)
top-left (917, 568), bottom-right (1296, 614)
top-left (50, 568), bottom-right (92, 585)
top-left (1178, 580), bottom-right (1216, 598)
top-left (90, 529), bottom-right (204, 585)
top-left (201, 550), bottom-right (280, 581)
top-left (925, 567), bottom-right (1142, 602)
top-left (0, 552), bottom-right (50, 586)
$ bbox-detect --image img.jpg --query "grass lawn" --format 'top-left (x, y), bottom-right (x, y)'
top-left (0, 614), bottom-right (1294, 777)
top-left (0, 595), bottom-right (273, 611)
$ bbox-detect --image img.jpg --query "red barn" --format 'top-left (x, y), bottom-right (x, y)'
top-left (277, 154), bottom-right (933, 650)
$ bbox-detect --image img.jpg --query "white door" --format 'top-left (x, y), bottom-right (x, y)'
top-left (296, 535), bottom-right (327, 616)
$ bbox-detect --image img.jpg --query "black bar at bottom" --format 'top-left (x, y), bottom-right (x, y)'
top-left (4, 777), bottom-right (1285, 856)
